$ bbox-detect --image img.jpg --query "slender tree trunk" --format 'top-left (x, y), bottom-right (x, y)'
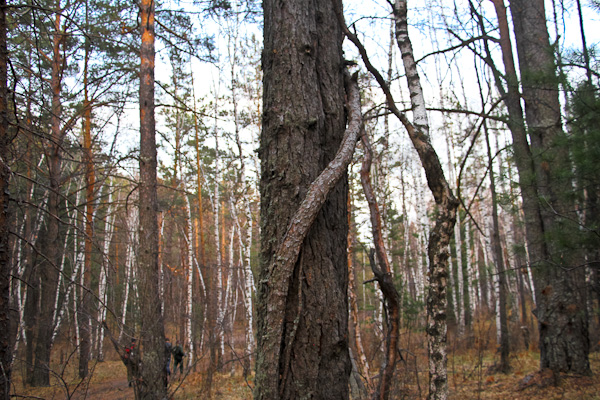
top-left (191, 74), bottom-right (206, 268)
top-left (213, 103), bottom-right (224, 374)
top-left (119, 205), bottom-right (137, 342)
top-left (97, 194), bottom-right (115, 362)
top-left (32, 3), bottom-right (64, 385)
top-left (79, 2), bottom-right (95, 375)
top-left (484, 122), bottom-right (510, 372)
top-left (347, 191), bottom-right (372, 397)
top-left (360, 132), bottom-right (400, 400)
top-left (0, 0), bottom-right (12, 395)
top-left (229, 35), bottom-right (256, 371)
top-left (392, 2), bottom-right (459, 398)
top-left (184, 192), bottom-right (194, 368)
top-left (138, 0), bottom-right (166, 395)
top-left (455, 214), bottom-right (464, 334)
top-left (241, 202), bottom-right (255, 367)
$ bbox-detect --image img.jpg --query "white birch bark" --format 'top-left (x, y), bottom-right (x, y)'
top-left (480, 232), bottom-right (492, 309)
top-left (242, 199), bottom-right (255, 358)
top-left (51, 224), bottom-right (77, 345)
top-left (391, 2), bottom-right (458, 397)
top-left (470, 218), bottom-right (481, 307)
top-left (12, 193), bottom-right (47, 355)
top-left (184, 191), bottom-right (194, 367)
top-left (455, 212), bottom-right (465, 335)
top-left (96, 193), bottom-right (115, 361)
top-left (158, 212), bottom-right (165, 310)
top-left (51, 191), bottom-right (80, 344)
top-left (212, 87), bottom-right (224, 361)
top-left (119, 204), bottom-right (138, 341)
top-left (460, 219), bottom-right (469, 323)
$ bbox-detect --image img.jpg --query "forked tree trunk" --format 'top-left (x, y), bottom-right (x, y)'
top-left (486, 2), bottom-right (539, 356)
top-left (360, 132), bottom-right (400, 400)
top-left (392, 1), bottom-right (459, 398)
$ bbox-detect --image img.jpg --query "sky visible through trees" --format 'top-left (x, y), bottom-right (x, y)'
top-left (1, 0), bottom-right (600, 399)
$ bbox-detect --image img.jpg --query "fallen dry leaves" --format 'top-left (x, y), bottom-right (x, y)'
top-left (8, 348), bottom-right (599, 399)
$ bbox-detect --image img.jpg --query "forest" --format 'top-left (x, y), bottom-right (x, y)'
top-left (0, 0), bottom-right (599, 399)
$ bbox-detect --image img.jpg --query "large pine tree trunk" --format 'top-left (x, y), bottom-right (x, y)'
top-left (255, 1), bottom-right (361, 397)
top-left (138, 0), bottom-right (167, 396)
top-left (509, 0), bottom-right (590, 375)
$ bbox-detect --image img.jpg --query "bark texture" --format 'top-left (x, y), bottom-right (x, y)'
top-left (509, 0), bottom-right (590, 375)
top-left (0, 0), bottom-right (11, 396)
top-left (392, 2), bottom-right (458, 398)
top-left (335, 2), bottom-right (459, 397)
top-left (32, 4), bottom-right (64, 385)
top-left (138, 0), bottom-right (167, 397)
top-left (79, 17), bottom-right (95, 378)
top-left (255, 1), bottom-right (361, 396)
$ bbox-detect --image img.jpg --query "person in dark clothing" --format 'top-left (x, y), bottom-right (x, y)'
top-left (172, 340), bottom-right (185, 376)
top-left (164, 337), bottom-right (172, 377)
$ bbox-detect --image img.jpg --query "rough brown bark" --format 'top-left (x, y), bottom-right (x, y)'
top-left (488, 0), bottom-right (544, 276)
top-left (0, 0), bottom-right (11, 396)
top-left (32, 3), bottom-right (64, 386)
top-left (78, 3), bottom-right (95, 376)
top-left (138, 0), bottom-right (167, 397)
top-left (488, 0), bottom-right (539, 354)
top-left (255, 1), bottom-right (361, 395)
top-left (509, 0), bottom-right (590, 375)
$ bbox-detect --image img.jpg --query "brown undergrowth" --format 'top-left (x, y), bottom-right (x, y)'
top-left (9, 343), bottom-right (600, 399)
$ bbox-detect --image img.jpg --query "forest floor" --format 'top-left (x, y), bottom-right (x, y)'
top-left (10, 348), bottom-right (600, 399)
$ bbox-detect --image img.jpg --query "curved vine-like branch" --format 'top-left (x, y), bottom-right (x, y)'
top-left (257, 69), bottom-right (363, 398)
